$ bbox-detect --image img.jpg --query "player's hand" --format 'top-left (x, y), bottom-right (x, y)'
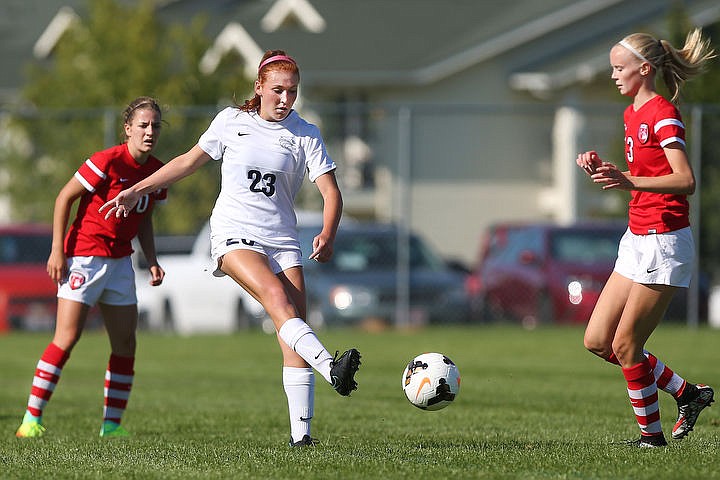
top-left (591, 162), bottom-right (634, 191)
top-left (576, 151), bottom-right (602, 175)
top-left (309, 233), bottom-right (334, 263)
top-left (46, 248), bottom-right (67, 285)
top-left (148, 264), bottom-right (165, 286)
top-left (99, 189), bottom-right (140, 220)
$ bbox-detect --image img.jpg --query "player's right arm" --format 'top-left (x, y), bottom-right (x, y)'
top-left (47, 177), bottom-right (85, 284)
top-left (100, 145), bottom-right (212, 219)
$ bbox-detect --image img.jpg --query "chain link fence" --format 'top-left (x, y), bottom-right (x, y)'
top-left (2, 101), bottom-right (719, 330)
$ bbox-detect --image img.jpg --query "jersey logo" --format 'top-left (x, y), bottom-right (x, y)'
top-left (638, 123), bottom-right (649, 144)
top-left (68, 271), bottom-right (86, 290)
top-left (237, 132), bottom-right (250, 136)
top-left (278, 136), bottom-right (296, 151)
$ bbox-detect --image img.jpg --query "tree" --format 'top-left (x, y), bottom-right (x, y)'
top-left (0, 0), bottom-right (252, 233)
top-left (665, 5), bottom-right (720, 276)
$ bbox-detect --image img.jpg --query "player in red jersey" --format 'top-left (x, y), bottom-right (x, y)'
top-left (577, 29), bottom-right (715, 448)
top-left (16, 97), bottom-right (167, 439)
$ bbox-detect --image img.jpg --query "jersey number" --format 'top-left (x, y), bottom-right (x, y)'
top-left (136, 194), bottom-right (151, 213)
top-left (248, 170), bottom-right (276, 197)
top-left (626, 137), bottom-right (634, 163)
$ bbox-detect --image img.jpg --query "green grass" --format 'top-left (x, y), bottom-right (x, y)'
top-left (1, 325), bottom-right (719, 479)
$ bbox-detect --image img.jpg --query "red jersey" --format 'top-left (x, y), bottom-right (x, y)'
top-left (623, 95), bottom-right (689, 234)
top-left (64, 143), bottom-right (167, 258)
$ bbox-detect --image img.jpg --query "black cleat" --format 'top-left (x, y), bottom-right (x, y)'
top-left (289, 435), bottom-right (319, 447)
top-left (672, 383), bottom-right (714, 440)
top-left (625, 433), bottom-right (667, 448)
top-left (329, 349), bottom-right (361, 396)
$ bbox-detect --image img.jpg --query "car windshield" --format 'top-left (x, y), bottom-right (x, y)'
top-left (549, 229), bottom-right (622, 264)
top-left (302, 228), bottom-right (444, 272)
top-left (0, 233), bottom-right (51, 264)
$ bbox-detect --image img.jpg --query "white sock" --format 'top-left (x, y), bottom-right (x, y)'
top-left (283, 367), bottom-right (314, 443)
top-left (278, 318), bottom-right (333, 383)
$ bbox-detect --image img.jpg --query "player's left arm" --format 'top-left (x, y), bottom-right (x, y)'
top-left (136, 214), bottom-right (165, 286)
top-left (624, 142), bottom-right (696, 195)
top-left (310, 171), bottom-right (343, 262)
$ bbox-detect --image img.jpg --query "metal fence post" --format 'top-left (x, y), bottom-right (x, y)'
top-left (395, 106), bottom-right (411, 328)
top-left (688, 105), bottom-right (702, 329)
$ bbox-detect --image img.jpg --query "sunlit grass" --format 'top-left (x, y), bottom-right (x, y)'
top-left (1, 325), bottom-right (719, 479)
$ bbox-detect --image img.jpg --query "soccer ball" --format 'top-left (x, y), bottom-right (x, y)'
top-left (401, 352), bottom-right (460, 410)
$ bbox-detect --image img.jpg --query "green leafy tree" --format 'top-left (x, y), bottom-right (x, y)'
top-left (665, 5), bottom-right (720, 276)
top-left (0, 0), bottom-right (252, 233)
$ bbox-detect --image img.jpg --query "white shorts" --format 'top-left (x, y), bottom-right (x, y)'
top-left (211, 235), bottom-right (302, 276)
top-left (58, 256), bottom-right (137, 306)
top-left (614, 226), bottom-right (694, 287)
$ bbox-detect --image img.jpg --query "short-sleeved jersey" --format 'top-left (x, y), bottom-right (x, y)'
top-left (198, 108), bottom-right (336, 249)
top-left (65, 143), bottom-right (167, 258)
top-left (623, 95), bottom-right (689, 234)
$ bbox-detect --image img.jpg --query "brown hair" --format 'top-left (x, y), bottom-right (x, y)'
top-left (121, 96), bottom-right (162, 142)
top-left (236, 50), bottom-right (300, 113)
top-left (620, 28), bottom-right (715, 103)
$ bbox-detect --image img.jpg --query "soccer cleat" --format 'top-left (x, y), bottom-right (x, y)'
top-left (289, 435), bottom-right (319, 447)
top-left (626, 433), bottom-right (668, 448)
top-left (672, 383), bottom-right (714, 440)
top-left (15, 420), bottom-right (46, 438)
top-left (99, 421), bottom-right (130, 438)
top-left (329, 349), bottom-right (361, 396)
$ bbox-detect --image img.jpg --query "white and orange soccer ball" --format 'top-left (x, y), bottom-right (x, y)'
top-left (401, 352), bottom-right (460, 411)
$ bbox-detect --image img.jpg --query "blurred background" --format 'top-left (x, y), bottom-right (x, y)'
top-left (1, 0), bottom-right (720, 332)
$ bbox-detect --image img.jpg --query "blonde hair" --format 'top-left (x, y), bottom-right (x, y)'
top-left (620, 28), bottom-right (715, 103)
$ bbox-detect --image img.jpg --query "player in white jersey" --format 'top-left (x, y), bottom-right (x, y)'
top-left (101, 50), bottom-right (360, 447)
top-left (577, 30), bottom-right (714, 448)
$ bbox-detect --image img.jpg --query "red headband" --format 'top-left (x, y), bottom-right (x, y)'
top-left (258, 55), bottom-right (296, 72)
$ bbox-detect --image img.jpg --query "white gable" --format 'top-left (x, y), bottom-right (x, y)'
top-left (261, 0), bottom-right (326, 33)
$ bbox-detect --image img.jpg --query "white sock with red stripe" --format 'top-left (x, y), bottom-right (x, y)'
top-left (103, 354), bottom-right (134, 425)
top-left (278, 318), bottom-right (333, 383)
top-left (23, 342), bottom-right (70, 422)
top-left (622, 359), bottom-right (663, 436)
top-left (283, 367), bottom-right (314, 443)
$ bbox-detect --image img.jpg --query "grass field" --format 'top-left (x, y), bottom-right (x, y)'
top-left (1, 325), bottom-right (719, 479)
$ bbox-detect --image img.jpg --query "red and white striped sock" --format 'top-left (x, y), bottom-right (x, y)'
top-left (622, 359), bottom-right (662, 436)
top-left (24, 342), bottom-right (70, 420)
top-left (643, 350), bottom-right (686, 398)
top-left (103, 354), bottom-right (134, 424)
top-left (607, 351), bottom-right (686, 398)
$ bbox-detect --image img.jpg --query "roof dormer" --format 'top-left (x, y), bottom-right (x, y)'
top-left (261, 0), bottom-right (326, 33)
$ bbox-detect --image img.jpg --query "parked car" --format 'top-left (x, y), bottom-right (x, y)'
top-left (466, 222), bottom-right (707, 326)
top-left (134, 210), bottom-right (327, 335)
top-left (298, 222), bottom-right (471, 327)
top-left (134, 222), bottom-right (267, 335)
top-left (0, 224), bottom-right (57, 332)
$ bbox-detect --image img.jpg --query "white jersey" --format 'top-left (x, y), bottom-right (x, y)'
top-left (198, 107), bottom-right (336, 250)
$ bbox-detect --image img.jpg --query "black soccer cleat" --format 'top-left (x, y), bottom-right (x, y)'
top-left (329, 349), bottom-right (361, 396)
top-left (289, 435), bottom-right (319, 447)
top-left (625, 433), bottom-right (668, 448)
top-left (672, 383), bottom-right (714, 440)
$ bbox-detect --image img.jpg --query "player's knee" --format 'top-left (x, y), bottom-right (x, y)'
top-left (583, 333), bottom-right (611, 359)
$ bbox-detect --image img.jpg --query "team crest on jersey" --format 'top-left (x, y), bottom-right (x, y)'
top-left (68, 271), bottom-right (86, 290)
top-left (638, 123), bottom-right (649, 144)
top-left (278, 136), bottom-right (296, 151)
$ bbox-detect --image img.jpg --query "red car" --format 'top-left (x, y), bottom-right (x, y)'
top-left (0, 224), bottom-right (57, 332)
top-left (466, 222), bottom-right (626, 326)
